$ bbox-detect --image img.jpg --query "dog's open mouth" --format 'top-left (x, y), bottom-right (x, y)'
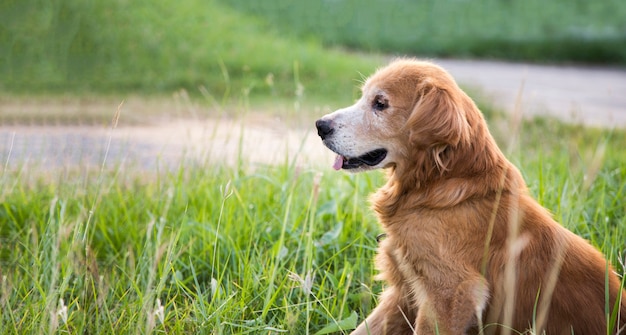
top-left (333, 149), bottom-right (388, 170)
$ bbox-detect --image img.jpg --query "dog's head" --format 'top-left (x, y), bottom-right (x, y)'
top-left (316, 59), bottom-right (475, 175)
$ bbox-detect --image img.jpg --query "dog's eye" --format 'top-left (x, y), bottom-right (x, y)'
top-left (372, 95), bottom-right (389, 111)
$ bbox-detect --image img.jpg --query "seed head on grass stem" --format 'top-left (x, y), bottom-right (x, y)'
top-left (288, 271), bottom-right (315, 296)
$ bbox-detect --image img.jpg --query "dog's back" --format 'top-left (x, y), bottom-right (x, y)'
top-left (483, 192), bottom-right (626, 334)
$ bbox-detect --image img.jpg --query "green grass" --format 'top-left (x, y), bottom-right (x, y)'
top-left (5, 0), bottom-right (624, 101)
top-left (0, 0), bottom-right (380, 102)
top-left (1, 102), bottom-right (625, 334)
top-left (1, 150), bottom-right (383, 334)
top-left (223, 0), bottom-right (626, 65)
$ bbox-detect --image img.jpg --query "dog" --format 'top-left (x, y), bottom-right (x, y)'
top-left (315, 59), bottom-right (625, 334)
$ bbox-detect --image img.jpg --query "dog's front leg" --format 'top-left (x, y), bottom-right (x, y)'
top-left (351, 286), bottom-right (416, 335)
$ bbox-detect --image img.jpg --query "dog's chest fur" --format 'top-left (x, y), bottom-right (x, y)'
top-left (371, 184), bottom-right (502, 305)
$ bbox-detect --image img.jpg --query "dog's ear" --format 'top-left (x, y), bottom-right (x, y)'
top-left (406, 81), bottom-right (471, 149)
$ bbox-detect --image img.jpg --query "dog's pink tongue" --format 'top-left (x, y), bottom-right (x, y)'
top-left (333, 155), bottom-right (343, 170)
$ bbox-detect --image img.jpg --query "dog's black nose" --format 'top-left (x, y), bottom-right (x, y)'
top-left (315, 119), bottom-right (334, 140)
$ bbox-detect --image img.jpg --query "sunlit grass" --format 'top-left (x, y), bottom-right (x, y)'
top-left (0, 0), bottom-right (380, 103)
top-left (1, 93), bottom-right (625, 334)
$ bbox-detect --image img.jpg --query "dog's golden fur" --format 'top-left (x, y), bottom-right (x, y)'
top-left (316, 59), bottom-right (625, 334)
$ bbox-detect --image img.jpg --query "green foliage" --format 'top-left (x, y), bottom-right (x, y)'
top-left (4, 0), bottom-right (624, 98)
top-left (0, 0), bottom-right (379, 100)
top-left (0, 157), bottom-right (384, 333)
top-left (223, 0), bottom-right (626, 64)
top-left (6, 0), bottom-right (624, 99)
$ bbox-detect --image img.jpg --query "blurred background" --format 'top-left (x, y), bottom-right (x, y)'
top-left (0, 0), bottom-right (625, 166)
top-left (1, 0), bottom-right (624, 169)
top-left (1, 0), bottom-right (624, 99)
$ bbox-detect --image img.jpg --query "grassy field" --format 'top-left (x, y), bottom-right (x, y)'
top-left (0, 0), bottom-right (379, 102)
top-left (224, 0), bottom-right (626, 64)
top-left (1, 102), bottom-right (625, 333)
top-left (1, 0), bottom-right (625, 333)
top-left (3, 0), bottom-right (624, 100)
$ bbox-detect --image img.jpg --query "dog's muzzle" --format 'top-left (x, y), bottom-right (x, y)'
top-left (315, 118), bottom-right (387, 170)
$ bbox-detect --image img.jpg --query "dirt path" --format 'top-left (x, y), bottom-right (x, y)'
top-left (434, 59), bottom-right (626, 127)
top-left (0, 117), bottom-right (330, 170)
top-left (1, 59), bottom-right (625, 170)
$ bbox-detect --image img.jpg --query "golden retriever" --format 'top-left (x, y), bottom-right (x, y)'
top-left (315, 59), bottom-right (625, 334)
